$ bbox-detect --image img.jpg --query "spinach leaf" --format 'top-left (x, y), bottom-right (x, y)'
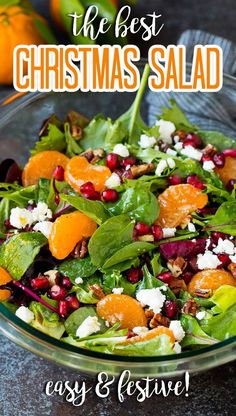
top-left (0, 184), bottom-right (37, 207)
top-left (59, 257), bottom-right (97, 283)
top-left (103, 271), bottom-right (138, 296)
top-left (60, 0), bottom-right (94, 45)
top-left (159, 100), bottom-right (196, 132)
top-left (116, 64), bottom-right (150, 145)
top-left (207, 201), bottom-right (236, 235)
top-left (102, 241), bottom-right (155, 270)
top-left (198, 130), bottom-right (236, 151)
top-left (64, 306), bottom-right (106, 337)
top-left (201, 304), bottom-right (236, 341)
top-left (180, 314), bottom-right (218, 347)
top-left (107, 187), bottom-right (159, 225)
top-left (88, 215), bottom-right (134, 268)
top-left (61, 194), bottom-right (110, 225)
top-left (80, 0), bottom-right (116, 22)
top-left (0, 232), bottom-right (47, 280)
top-left (151, 253), bottom-right (166, 276)
top-left (64, 122), bottom-right (83, 157)
top-left (137, 265), bottom-right (176, 300)
top-left (30, 297), bottom-right (65, 340)
top-left (74, 274), bottom-right (103, 304)
top-left (31, 123), bottom-right (65, 155)
top-left (103, 258), bottom-right (140, 275)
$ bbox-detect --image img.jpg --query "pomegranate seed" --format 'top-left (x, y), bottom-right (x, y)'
top-left (222, 149), bottom-right (236, 158)
top-left (106, 153), bottom-right (120, 170)
top-left (227, 179), bottom-right (236, 191)
top-left (217, 253), bottom-right (230, 268)
top-left (61, 276), bottom-right (72, 289)
top-left (102, 189), bottom-right (119, 202)
top-left (168, 175), bottom-right (182, 186)
top-left (183, 139), bottom-right (198, 148)
top-left (188, 257), bottom-right (199, 273)
top-left (66, 295), bottom-right (80, 311)
top-left (54, 194), bottom-right (60, 205)
top-left (211, 232), bottom-right (228, 244)
top-left (80, 182), bottom-right (95, 193)
top-left (213, 153), bottom-right (225, 168)
top-left (4, 219), bottom-right (12, 230)
top-left (122, 169), bottom-right (133, 179)
top-left (152, 225), bottom-right (163, 241)
top-left (59, 300), bottom-right (69, 318)
top-left (196, 207), bottom-right (217, 215)
top-left (83, 190), bottom-right (101, 200)
top-left (157, 271), bottom-right (173, 285)
top-left (187, 174), bottom-right (205, 190)
top-left (53, 165), bottom-right (64, 181)
top-left (164, 300), bottom-right (178, 318)
top-left (49, 285), bottom-right (66, 301)
top-left (127, 329), bottom-right (135, 339)
top-left (135, 222), bottom-right (151, 236)
top-left (201, 154), bottom-right (212, 163)
top-left (31, 276), bottom-right (49, 290)
top-left (126, 268), bottom-right (143, 284)
top-left (182, 271), bottom-right (193, 284)
top-left (120, 156), bottom-right (137, 168)
top-left (185, 133), bottom-right (202, 148)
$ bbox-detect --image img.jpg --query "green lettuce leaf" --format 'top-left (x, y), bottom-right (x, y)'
top-left (59, 257), bottom-right (97, 283)
top-left (210, 285), bottom-right (236, 314)
top-left (207, 201), bottom-right (236, 235)
top-left (61, 194), bottom-right (110, 225)
top-left (31, 123), bottom-right (65, 155)
top-left (30, 296), bottom-right (65, 340)
top-left (159, 100), bottom-right (196, 132)
top-left (64, 306), bottom-right (106, 336)
top-left (201, 304), bottom-right (236, 341)
top-left (111, 334), bottom-right (174, 357)
top-left (180, 314), bottom-right (218, 347)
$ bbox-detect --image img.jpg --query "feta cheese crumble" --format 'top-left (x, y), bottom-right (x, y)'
top-left (33, 221), bottom-right (53, 238)
top-left (163, 227), bottom-right (176, 238)
top-left (212, 238), bottom-right (235, 255)
top-left (75, 277), bottom-right (84, 285)
top-left (105, 172), bottom-right (121, 188)
top-left (196, 311), bottom-right (206, 320)
top-left (32, 202), bottom-right (52, 222)
top-left (166, 148), bottom-right (177, 156)
top-left (181, 145), bottom-right (202, 161)
top-left (113, 143), bottom-right (129, 157)
top-left (166, 158), bottom-right (176, 169)
top-left (155, 159), bottom-right (167, 176)
top-left (173, 342), bottom-right (182, 354)
top-left (203, 160), bottom-right (215, 172)
top-left (112, 287), bottom-right (124, 294)
top-left (44, 270), bottom-right (59, 286)
top-left (156, 119), bottom-right (176, 144)
top-left (15, 306), bottom-right (34, 324)
top-left (174, 142), bottom-right (183, 151)
top-left (10, 207), bottom-right (34, 229)
top-left (197, 251), bottom-right (221, 270)
top-left (187, 222), bottom-right (196, 232)
top-left (139, 134), bottom-right (156, 149)
top-left (169, 320), bottom-right (185, 342)
top-left (133, 326), bottom-right (149, 336)
top-left (76, 316), bottom-right (101, 338)
top-left (136, 288), bottom-right (166, 314)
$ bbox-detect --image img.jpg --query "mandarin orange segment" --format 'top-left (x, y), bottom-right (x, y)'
top-left (65, 156), bottom-right (111, 193)
top-left (0, 289), bottom-right (11, 302)
top-left (48, 211), bottom-right (97, 260)
top-left (96, 294), bottom-right (147, 329)
top-left (188, 269), bottom-right (236, 295)
top-left (22, 150), bottom-right (69, 187)
top-left (215, 157), bottom-right (236, 186)
top-left (0, 267), bottom-right (12, 286)
top-left (121, 326), bottom-right (175, 345)
top-left (156, 184), bottom-right (208, 228)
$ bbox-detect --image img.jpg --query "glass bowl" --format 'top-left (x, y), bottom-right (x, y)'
top-left (0, 66), bottom-right (236, 378)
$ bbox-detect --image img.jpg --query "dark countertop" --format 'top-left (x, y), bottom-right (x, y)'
top-left (1, 1), bottom-right (236, 415)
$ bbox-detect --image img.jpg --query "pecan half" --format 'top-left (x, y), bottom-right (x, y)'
top-left (145, 309), bottom-right (154, 323)
top-left (202, 144), bottom-right (217, 156)
top-left (89, 284), bottom-right (105, 299)
top-left (228, 262), bottom-right (236, 278)
top-left (73, 238), bottom-right (88, 259)
top-left (182, 298), bottom-right (198, 316)
top-left (80, 148), bottom-right (94, 162)
top-left (175, 130), bottom-right (186, 141)
top-left (194, 288), bottom-right (212, 298)
top-left (130, 163), bottom-right (155, 178)
top-left (169, 278), bottom-right (187, 295)
top-left (93, 148), bottom-right (105, 158)
top-left (167, 257), bottom-right (187, 277)
top-left (149, 313), bottom-right (170, 329)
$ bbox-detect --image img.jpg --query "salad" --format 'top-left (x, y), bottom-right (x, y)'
top-left (1, 66), bottom-right (236, 357)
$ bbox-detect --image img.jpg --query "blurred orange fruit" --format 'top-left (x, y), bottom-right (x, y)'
top-left (65, 156), bottom-right (111, 193)
top-left (215, 157), bottom-right (236, 186)
top-left (188, 269), bottom-right (236, 295)
top-left (48, 210), bottom-right (97, 260)
top-left (22, 150), bottom-right (69, 187)
top-left (0, 267), bottom-right (12, 286)
top-left (96, 294), bottom-right (147, 329)
top-left (157, 184), bottom-right (208, 228)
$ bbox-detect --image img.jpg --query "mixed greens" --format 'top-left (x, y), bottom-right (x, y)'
top-left (1, 66), bottom-right (236, 357)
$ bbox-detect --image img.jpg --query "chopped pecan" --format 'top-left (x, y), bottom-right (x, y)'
top-left (67, 110), bottom-right (89, 140)
top-left (182, 299), bottom-right (198, 316)
top-left (71, 124), bottom-right (83, 140)
top-left (137, 234), bottom-right (155, 243)
top-left (145, 309), bottom-right (154, 322)
top-left (167, 257), bottom-right (187, 277)
top-left (169, 278), bottom-right (187, 295)
top-left (149, 313), bottom-right (170, 329)
top-left (194, 288), bottom-right (212, 298)
top-left (175, 130), bottom-right (186, 141)
top-left (90, 156), bottom-right (100, 165)
top-left (202, 144), bottom-right (217, 156)
top-left (73, 238), bottom-right (88, 259)
top-left (130, 163), bottom-right (155, 178)
top-left (80, 148), bottom-right (94, 162)
top-left (89, 284), bottom-right (105, 299)
top-left (228, 262), bottom-right (236, 278)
